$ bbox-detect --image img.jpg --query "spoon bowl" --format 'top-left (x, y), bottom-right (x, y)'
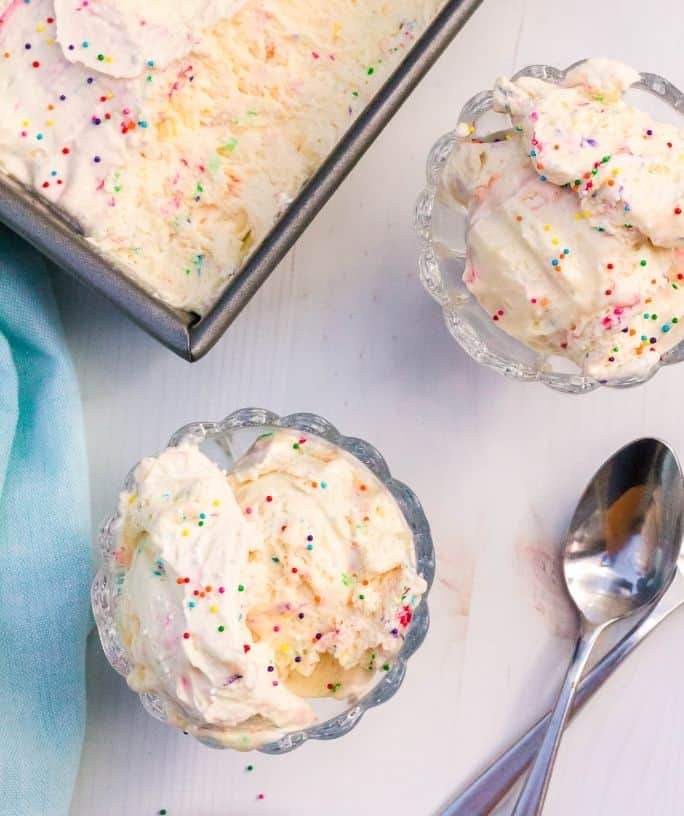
top-left (565, 438), bottom-right (684, 626)
top-left (513, 438), bottom-right (684, 816)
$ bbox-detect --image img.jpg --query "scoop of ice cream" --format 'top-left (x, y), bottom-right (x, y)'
top-left (446, 58), bottom-right (684, 380)
top-left (230, 430), bottom-right (423, 694)
top-left (493, 59), bottom-right (683, 249)
top-left (114, 430), bottom-right (425, 749)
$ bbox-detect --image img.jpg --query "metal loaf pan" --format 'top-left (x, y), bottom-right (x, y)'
top-left (0, 0), bottom-right (482, 361)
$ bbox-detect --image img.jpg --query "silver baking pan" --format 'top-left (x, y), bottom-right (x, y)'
top-left (0, 0), bottom-right (482, 361)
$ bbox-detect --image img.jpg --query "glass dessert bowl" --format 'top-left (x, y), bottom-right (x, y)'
top-left (92, 408), bottom-right (434, 754)
top-left (415, 61), bottom-right (684, 394)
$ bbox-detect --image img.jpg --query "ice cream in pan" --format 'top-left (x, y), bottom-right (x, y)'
top-left (0, 0), bottom-right (444, 314)
top-left (444, 58), bottom-right (684, 381)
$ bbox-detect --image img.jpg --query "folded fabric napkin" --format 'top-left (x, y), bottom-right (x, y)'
top-left (0, 227), bottom-right (91, 816)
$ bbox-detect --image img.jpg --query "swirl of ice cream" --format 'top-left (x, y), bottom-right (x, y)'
top-left (444, 58), bottom-right (684, 381)
top-left (54, 0), bottom-right (246, 78)
top-left (114, 429), bottom-right (426, 750)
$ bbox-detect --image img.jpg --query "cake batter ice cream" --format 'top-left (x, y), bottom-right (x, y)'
top-left (113, 429), bottom-right (426, 749)
top-left (444, 58), bottom-right (684, 380)
top-left (0, 0), bottom-right (444, 313)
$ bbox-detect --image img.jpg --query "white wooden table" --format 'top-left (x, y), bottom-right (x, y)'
top-left (59, 1), bottom-right (684, 813)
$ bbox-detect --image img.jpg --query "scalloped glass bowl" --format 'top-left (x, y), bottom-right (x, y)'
top-left (91, 408), bottom-right (434, 754)
top-left (415, 61), bottom-right (684, 394)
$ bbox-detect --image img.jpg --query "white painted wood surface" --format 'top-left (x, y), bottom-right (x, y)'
top-left (58, 1), bottom-right (684, 813)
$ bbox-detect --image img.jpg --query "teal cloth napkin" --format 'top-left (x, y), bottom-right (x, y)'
top-left (0, 227), bottom-right (91, 816)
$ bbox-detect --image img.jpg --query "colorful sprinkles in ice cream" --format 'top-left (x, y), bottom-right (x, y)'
top-left (0, 0), bottom-right (444, 313)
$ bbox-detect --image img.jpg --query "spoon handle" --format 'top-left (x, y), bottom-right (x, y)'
top-left (441, 573), bottom-right (684, 816)
top-left (510, 626), bottom-right (603, 816)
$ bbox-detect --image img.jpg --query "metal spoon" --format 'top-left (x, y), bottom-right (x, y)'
top-left (511, 438), bottom-right (684, 816)
top-left (441, 571), bottom-right (684, 816)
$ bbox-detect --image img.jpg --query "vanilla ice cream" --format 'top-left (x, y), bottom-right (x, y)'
top-left (444, 59), bottom-right (684, 381)
top-left (0, 0), bottom-right (443, 313)
top-left (113, 429), bottom-right (426, 749)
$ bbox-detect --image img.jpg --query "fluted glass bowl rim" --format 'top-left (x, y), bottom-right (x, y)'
top-left (91, 407), bottom-right (434, 754)
top-left (415, 60), bottom-right (684, 394)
